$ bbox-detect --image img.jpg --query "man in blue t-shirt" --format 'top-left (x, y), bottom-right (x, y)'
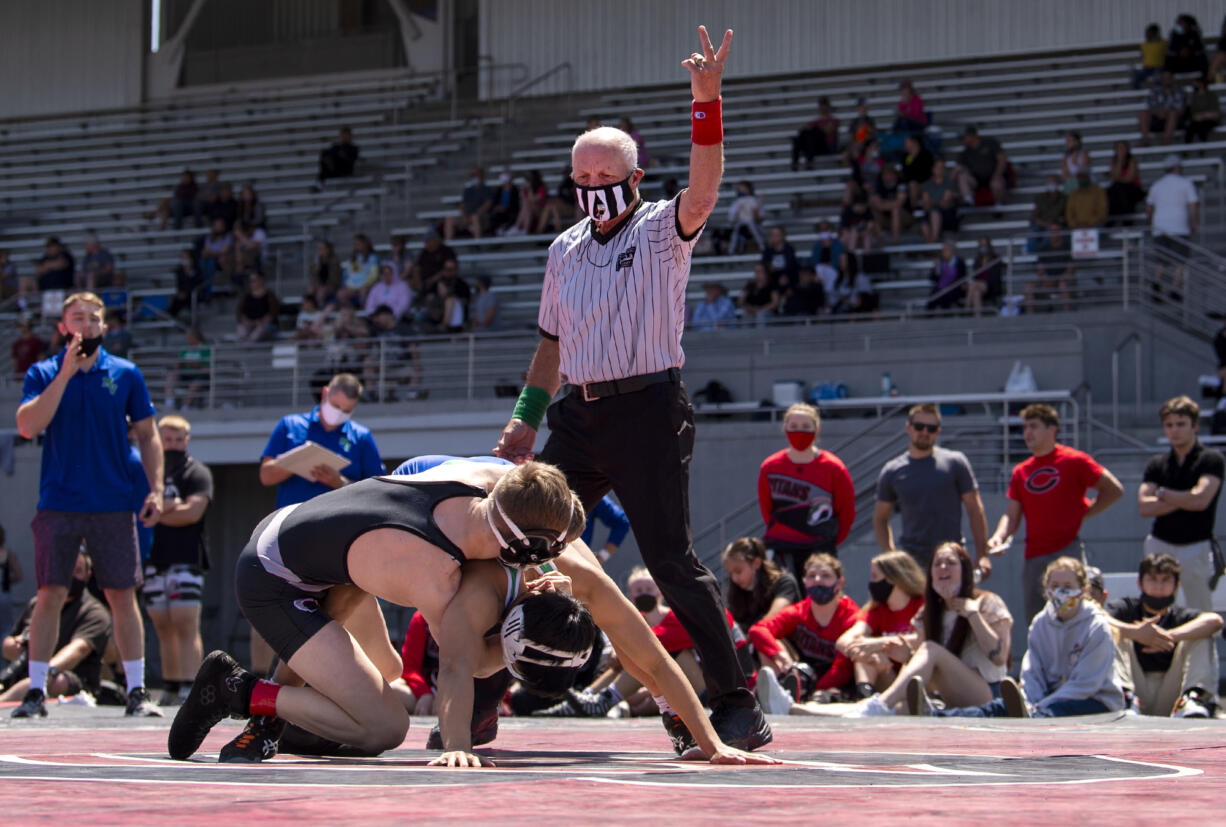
top-left (15, 292), bottom-right (164, 719)
top-left (259, 373), bottom-right (385, 509)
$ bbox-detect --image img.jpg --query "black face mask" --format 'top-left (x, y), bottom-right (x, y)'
top-left (632, 593), bottom-right (658, 613)
top-left (868, 579), bottom-right (894, 604)
top-left (68, 577), bottom-right (87, 601)
top-left (1141, 592), bottom-right (1176, 612)
top-left (164, 450), bottom-right (188, 476)
top-left (78, 335), bottom-right (104, 358)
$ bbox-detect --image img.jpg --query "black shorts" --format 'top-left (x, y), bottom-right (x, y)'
top-left (235, 509), bottom-right (334, 664)
top-left (1154, 233), bottom-right (1191, 259)
top-left (31, 510), bottom-right (141, 590)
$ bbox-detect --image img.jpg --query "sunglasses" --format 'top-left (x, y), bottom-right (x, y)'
top-left (908, 421), bottom-right (939, 433)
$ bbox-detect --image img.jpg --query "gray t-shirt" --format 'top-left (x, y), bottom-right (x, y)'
top-left (876, 445), bottom-right (977, 556)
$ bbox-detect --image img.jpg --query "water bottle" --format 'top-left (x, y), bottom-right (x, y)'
top-left (881, 372), bottom-right (892, 396)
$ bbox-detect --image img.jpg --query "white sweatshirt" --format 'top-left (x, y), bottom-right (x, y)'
top-left (1020, 600), bottom-right (1125, 712)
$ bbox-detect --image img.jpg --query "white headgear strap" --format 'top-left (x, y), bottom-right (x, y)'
top-left (486, 492), bottom-right (573, 549)
top-left (500, 602), bottom-right (593, 679)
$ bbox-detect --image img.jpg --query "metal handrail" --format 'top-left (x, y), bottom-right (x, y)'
top-left (1111, 331), bottom-right (1142, 432)
top-left (904, 255), bottom-right (1002, 313)
top-left (506, 62), bottom-right (574, 122)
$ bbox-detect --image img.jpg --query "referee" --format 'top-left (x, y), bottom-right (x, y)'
top-left (495, 25), bottom-right (771, 752)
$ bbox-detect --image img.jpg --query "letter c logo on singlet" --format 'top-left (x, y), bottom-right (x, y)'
top-left (293, 598), bottom-right (320, 613)
top-left (1025, 466), bottom-right (1061, 494)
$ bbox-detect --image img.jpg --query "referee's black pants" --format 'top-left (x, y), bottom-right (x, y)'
top-left (539, 377), bottom-right (756, 710)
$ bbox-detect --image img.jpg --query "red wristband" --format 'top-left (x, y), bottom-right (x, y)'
top-left (691, 98), bottom-right (723, 145)
top-left (249, 679), bottom-right (280, 717)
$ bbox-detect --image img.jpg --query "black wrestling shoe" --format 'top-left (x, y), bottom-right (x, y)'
top-left (125, 687), bottom-right (164, 718)
top-left (709, 702), bottom-right (773, 751)
top-left (662, 711), bottom-right (698, 757)
top-left (538, 688), bottom-right (618, 718)
top-left (425, 709), bottom-right (499, 750)
top-left (218, 715), bottom-right (286, 763)
top-left (11, 688), bottom-right (47, 719)
top-left (167, 651), bottom-right (256, 760)
top-left (278, 722), bottom-right (380, 757)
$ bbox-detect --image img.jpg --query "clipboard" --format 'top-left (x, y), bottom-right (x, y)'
top-left (270, 441), bottom-right (351, 481)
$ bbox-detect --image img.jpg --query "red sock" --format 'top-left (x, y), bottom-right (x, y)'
top-left (249, 680), bottom-right (280, 717)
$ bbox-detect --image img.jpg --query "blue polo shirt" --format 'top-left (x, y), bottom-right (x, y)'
top-left (392, 454), bottom-right (510, 475)
top-left (262, 407), bottom-right (385, 508)
top-left (22, 347), bottom-right (156, 513)
top-left (581, 495), bottom-right (630, 547)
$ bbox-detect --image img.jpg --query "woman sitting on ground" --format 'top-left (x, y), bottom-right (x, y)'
top-left (835, 550), bottom-right (926, 697)
top-left (721, 537), bottom-right (801, 632)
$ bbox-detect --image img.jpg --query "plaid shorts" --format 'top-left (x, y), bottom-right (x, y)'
top-left (31, 510), bottom-right (142, 590)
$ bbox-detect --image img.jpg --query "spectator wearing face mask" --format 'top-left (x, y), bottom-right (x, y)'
top-left (750, 553), bottom-right (860, 712)
top-left (911, 556), bottom-right (1124, 718)
top-left (758, 403), bottom-right (855, 584)
top-left (258, 372), bottom-right (385, 510)
top-left (835, 551), bottom-right (926, 700)
top-left (1106, 553), bottom-right (1223, 718)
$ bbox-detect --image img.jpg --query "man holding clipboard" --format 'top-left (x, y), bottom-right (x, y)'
top-left (259, 373), bottom-right (385, 509)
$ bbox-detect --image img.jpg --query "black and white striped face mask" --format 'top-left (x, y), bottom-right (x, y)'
top-left (574, 173), bottom-right (636, 221)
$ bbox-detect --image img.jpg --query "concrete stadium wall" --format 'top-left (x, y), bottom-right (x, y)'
top-left (0, 0), bottom-right (144, 119)
top-left (478, 0), bottom-right (1226, 98)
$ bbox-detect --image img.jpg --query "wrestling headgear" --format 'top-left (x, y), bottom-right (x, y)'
top-left (486, 492), bottom-right (573, 568)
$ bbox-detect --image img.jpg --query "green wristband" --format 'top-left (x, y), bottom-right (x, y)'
top-left (512, 385), bottom-right (552, 430)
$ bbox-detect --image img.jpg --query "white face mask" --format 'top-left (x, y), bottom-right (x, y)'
top-left (320, 398), bottom-right (352, 427)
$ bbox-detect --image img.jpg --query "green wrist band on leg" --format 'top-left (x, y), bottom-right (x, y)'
top-left (512, 385), bottom-right (552, 430)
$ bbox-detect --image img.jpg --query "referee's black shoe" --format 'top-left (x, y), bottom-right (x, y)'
top-left (709, 701), bottom-right (773, 752)
top-left (168, 650), bottom-right (256, 760)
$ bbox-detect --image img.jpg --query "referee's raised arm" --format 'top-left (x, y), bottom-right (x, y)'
top-left (678, 26), bottom-right (732, 238)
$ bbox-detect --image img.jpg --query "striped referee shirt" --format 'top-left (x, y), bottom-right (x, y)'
top-left (538, 197), bottom-right (702, 385)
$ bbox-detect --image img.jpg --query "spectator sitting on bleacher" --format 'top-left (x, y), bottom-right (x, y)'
top-left (760, 226), bottom-right (799, 287)
top-left (725, 180), bottom-right (765, 254)
top-left (197, 168), bottom-right (221, 213)
top-left (292, 294), bottom-right (327, 341)
top-left (618, 117), bottom-right (650, 168)
top-left (1065, 172), bottom-right (1108, 229)
top-left (489, 172), bottom-right (521, 237)
top-left (779, 266), bottom-right (827, 318)
top-left (167, 170), bottom-right (201, 230)
top-left (847, 97), bottom-right (877, 158)
top-left (444, 166), bottom-right (496, 241)
top-left (915, 556), bottom-right (1124, 719)
top-left (835, 551), bottom-right (925, 698)
top-left (1025, 228), bottom-right (1074, 313)
top-left (79, 233), bottom-right (115, 291)
top-left (11, 319), bottom-right (44, 378)
top-left (411, 228), bottom-right (456, 290)
top-left (901, 134), bottom-right (934, 208)
top-left (892, 79), bottom-right (926, 135)
top-left (232, 221), bottom-right (266, 275)
top-left (338, 233), bottom-right (379, 307)
top-left (469, 275), bottom-right (501, 332)
top-left (35, 236), bottom-right (75, 292)
top-left (791, 96), bottom-right (840, 171)
top-left (164, 328), bottom-right (210, 411)
top-left (1184, 75), bottom-right (1221, 143)
top-left (237, 183), bottom-right (266, 229)
top-left (808, 221), bottom-right (843, 293)
top-left (514, 170), bottom-right (549, 235)
top-left (206, 183), bottom-right (238, 231)
top-left (919, 160), bottom-right (959, 243)
top-left (1165, 14), bottom-right (1208, 75)
top-left (738, 263), bottom-right (779, 325)
top-left (431, 257), bottom-right (471, 308)
top-left (1138, 71), bottom-right (1187, 147)
top-left (927, 240), bottom-right (966, 311)
top-left (829, 252), bottom-right (877, 314)
top-left (967, 237), bottom-right (1002, 315)
top-left (840, 175), bottom-right (876, 252)
top-left (317, 126), bottom-right (359, 186)
top-left (0, 248), bottom-right (17, 301)
top-left (955, 126), bottom-right (1008, 206)
top-left (307, 240), bottom-right (341, 307)
top-left (102, 311), bottom-right (132, 358)
top-left (1133, 23), bottom-right (1168, 89)
top-left (537, 167), bottom-right (577, 234)
top-left (691, 282), bottom-right (738, 331)
top-left (841, 542), bottom-right (1012, 717)
top-left (1027, 175), bottom-right (1066, 253)
top-left (235, 272), bottom-right (279, 342)
top-left (1060, 131), bottom-right (1090, 195)
top-left (1108, 553), bottom-right (1223, 717)
top-left (364, 263), bottom-right (413, 321)
top-left (1106, 141), bottom-right (1145, 220)
top-left (869, 165), bottom-right (911, 244)
top-left (382, 234), bottom-right (409, 284)
top-left (425, 278), bottom-right (466, 334)
top-left (198, 218), bottom-right (234, 291)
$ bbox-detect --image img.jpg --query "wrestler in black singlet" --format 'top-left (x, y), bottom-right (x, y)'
top-left (235, 477), bottom-right (488, 662)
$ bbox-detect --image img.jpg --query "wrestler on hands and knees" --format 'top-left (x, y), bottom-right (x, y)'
top-left (167, 460), bottom-right (583, 764)
top-left (494, 25), bottom-right (773, 754)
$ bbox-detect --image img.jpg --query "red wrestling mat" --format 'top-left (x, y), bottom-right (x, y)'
top-left (1, 709), bottom-right (1222, 824)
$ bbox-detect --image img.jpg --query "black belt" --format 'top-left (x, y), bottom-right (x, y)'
top-left (576, 368), bottom-right (679, 402)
